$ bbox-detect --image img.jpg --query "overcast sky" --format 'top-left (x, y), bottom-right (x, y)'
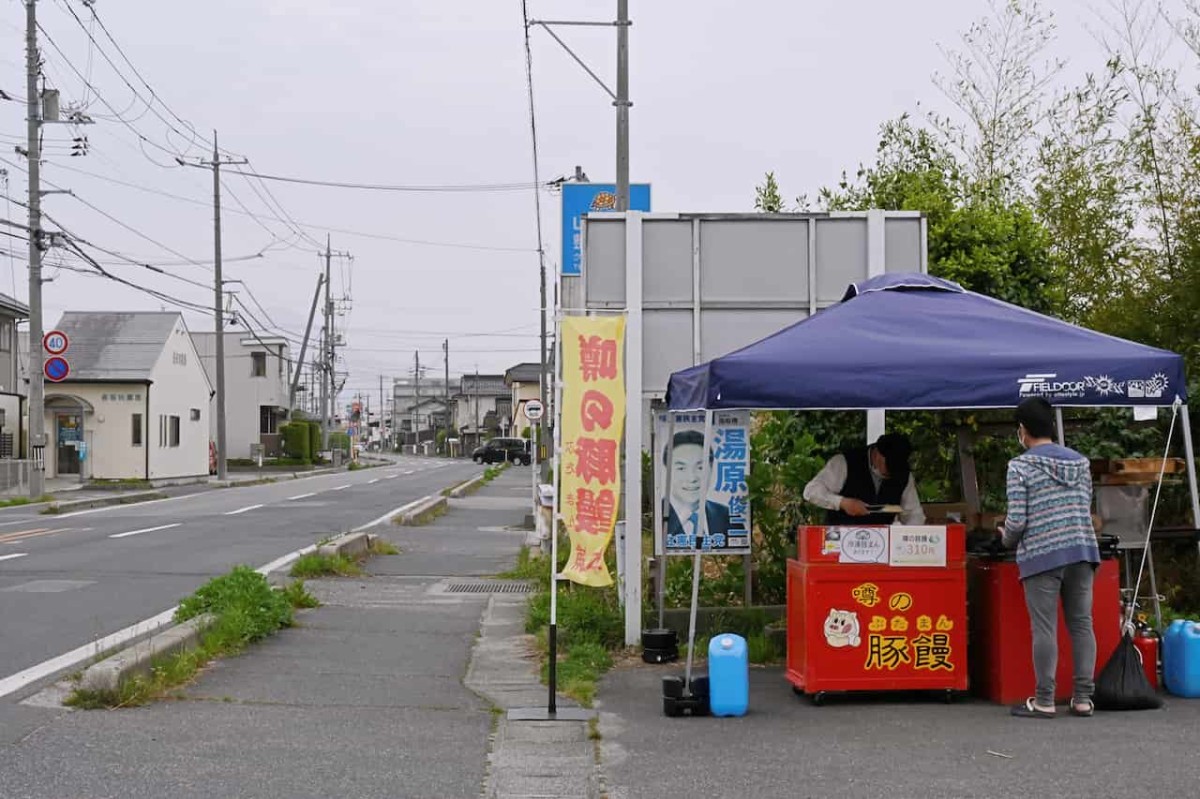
top-left (0, 1), bottom-right (1184, 410)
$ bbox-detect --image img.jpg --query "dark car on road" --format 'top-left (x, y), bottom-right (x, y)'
top-left (471, 437), bottom-right (530, 465)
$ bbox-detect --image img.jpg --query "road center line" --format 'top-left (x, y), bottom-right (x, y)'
top-left (110, 523), bottom-right (182, 539)
top-left (403, 470), bottom-right (415, 475)
top-left (288, 492), bottom-right (316, 500)
top-left (0, 552), bottom-right (27, 562)
top-left (331, 485), bottom-right (350, 491)
top-left (367, 479), bottom-right (380, 485)
top-left (225, 504), bottom-right (264, 516)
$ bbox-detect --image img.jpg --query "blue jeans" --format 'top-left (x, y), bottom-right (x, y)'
top-left (1022, 562), bottom-right (1097, 706)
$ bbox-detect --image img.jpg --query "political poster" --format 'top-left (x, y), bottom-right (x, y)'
top-left (654, 410), bottom-right (751, 556)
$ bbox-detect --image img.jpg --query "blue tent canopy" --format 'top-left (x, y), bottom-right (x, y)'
top-left (666, 273), bottom-right (1188, 411)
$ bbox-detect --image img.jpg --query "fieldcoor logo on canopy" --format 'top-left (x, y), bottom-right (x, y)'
top-left (1017, 373), bottom-right (1086, 398)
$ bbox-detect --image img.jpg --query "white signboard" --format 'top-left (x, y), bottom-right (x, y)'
top-left (888, 525), bottom-right (948, 567)
top-left (523, 400), bottom-right (544, 422)
top-left (654, 410), bottom-right (751, 555)
top-left (836, 527), bottom-right (890, 564)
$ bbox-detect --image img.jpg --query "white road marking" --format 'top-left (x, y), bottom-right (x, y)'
top-left (403, 470), bottom-right (415, 475)
top-left (0, 553), bottom-right (27, 562)
top-left (255, 544), bottom-right (317, 577)
top-left (109, 523), bottom-right (181, 540)
top-left (383, 474), bottom-right (399, 480)
top-left (225, 504), bottom-right (264, 516)
top-left (367, 479), bottom-right (380, 485)
top-left (288, 493), bottom-right (316, 500)
top-left (331, 485), bottom-right (350, 492)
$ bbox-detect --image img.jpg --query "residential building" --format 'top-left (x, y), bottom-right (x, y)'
top-left (453, 374), bottom-right (510, 448)
top-left (43, 312), bottom-right (212, 480)
top-left (0, 293), bottom-right (29, 458)
top-left (193, 332), bottom-right (292, 460)
top-left (504, 362), bottom-right (542, 438)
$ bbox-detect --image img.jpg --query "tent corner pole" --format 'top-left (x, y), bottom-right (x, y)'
top-left (683, 409), bottom-right (715, 692)
top-left (1055, 407), bottom-right (1065, 446)
top-left (1179, 404), bottom-right (1200, 552)
top-left (657, 412), bottom-right (677, 629)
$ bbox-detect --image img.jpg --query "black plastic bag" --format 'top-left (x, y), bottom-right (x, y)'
top-left (1093, 633), bottom-right (1163, 711)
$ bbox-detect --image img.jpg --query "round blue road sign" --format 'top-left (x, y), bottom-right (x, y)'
top-left (45, 356), bottom-right (70, 382)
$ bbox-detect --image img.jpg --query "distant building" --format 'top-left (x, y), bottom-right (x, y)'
top-left (0, 293), bottom-right (29, 458)
top-left (504, 362), bottom-right (542, 438)
top-left (193, 332), bottom-right (292, 460)
top-left (43, 312), bottom-right (212, 480)
top-left (453, 374), bottom-right (510, 448)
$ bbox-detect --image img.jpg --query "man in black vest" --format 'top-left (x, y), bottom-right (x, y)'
top-left (803, 433), bottom-right (925, 525)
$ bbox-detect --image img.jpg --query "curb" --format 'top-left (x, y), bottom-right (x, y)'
top-left (78, 613), bottom-right (215, 695)
top-left (44, 490), bottom-right (168, 515)
top-left (317, 531), bottom-right (375, 559)
top-left (394, 495), bottom-right (448, 525)
top-left (448, 473), bottom-right (488, 499)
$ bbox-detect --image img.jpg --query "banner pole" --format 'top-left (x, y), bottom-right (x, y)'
top-left (683, 409), bottom-right (714, 693)
top-left (548, 315), bottom-right (565, 715)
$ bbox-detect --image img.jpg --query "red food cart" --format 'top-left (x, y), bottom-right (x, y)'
top-left (786, 524), bottom-right (969, 704)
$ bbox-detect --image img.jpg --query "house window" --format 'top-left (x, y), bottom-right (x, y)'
top-left (169, 416), bottom-right (180, 447)
top-left (132, 413), bottom-right (143, 447)
top-left (259, 405), bottom-right (277, 435)
top-left (0, 323), bottom-right (11, 353)
top-left (251, 352), bottom-right (267, 377)
top-left (159, 415), bottom-right (167, 447)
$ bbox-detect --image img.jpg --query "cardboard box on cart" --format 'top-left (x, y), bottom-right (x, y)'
top-left (787, 525), bottom-right (969, 702)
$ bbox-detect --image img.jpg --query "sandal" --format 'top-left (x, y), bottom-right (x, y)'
top-left (1010, 697), bottom-right (1056, 718)
top-left (1069, 698), bottom-right (1094, 717)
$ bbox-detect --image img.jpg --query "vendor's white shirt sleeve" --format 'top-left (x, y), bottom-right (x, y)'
top-left (803, 453), bottom-right (926, 525)
top-left (803, 454), bottom-right (849, 512)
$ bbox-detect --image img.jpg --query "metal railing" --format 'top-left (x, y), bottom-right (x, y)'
top-left (0, 459), bottom-right (32, 497)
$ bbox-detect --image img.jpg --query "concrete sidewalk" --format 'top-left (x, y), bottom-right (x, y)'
top-left (0, 467), bottom-right (546, 799)
top-left (596, 662), bottom-right (1200, 799)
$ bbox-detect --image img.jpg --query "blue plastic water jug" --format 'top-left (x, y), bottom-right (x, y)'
top-left (708, 633), bottom-right (749, 717)
top-left (1163, 619), bottom-right (1200, 698)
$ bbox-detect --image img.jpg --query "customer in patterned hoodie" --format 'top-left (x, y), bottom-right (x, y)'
top-left (1001, 396), bottom-right (1101, 719)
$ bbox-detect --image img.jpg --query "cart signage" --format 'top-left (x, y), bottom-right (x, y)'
top-left (654, 410), bottom-right (751, 556)
top-left (558, 315), bottom-right (626, 587)
top-left (836, 527), bottom-right (889, 564)
top-left (888, 525), bottom-right (948, 567)
top-left (819, 584), bottom-right (959, 675)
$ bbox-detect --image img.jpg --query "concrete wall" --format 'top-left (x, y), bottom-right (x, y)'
top-left (146, 322), bottom-right (211, 479)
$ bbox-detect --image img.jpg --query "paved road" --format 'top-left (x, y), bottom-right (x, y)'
top-left (0, 456), bottom-right (478, 698)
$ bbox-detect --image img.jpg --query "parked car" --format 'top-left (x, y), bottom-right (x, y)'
top-left (471, 437), bottom-right (530, 465)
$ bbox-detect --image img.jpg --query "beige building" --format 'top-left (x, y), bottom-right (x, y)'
top-left (192, 332), bottom-right (291, 460)
top-left (43, 312), bottom-right (213, 481)
top-left (504, 362), bottom-right (541, 438)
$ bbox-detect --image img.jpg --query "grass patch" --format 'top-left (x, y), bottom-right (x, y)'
top-left (588, 716), bottom-right (602, 741)
top-left (497, 547), bottom-right (548, 581)
top-left (0, 496), bottom-right (32, 508)
top-left (370, 538), bottom-right (400, 556)
top-left (540, 642), bottom-right (612, 708)
top-left (348, 461), bottom-right (364, 471)
top-left (746, 632), bottom-right (780, 665)
top-left (86, 478), bottom-right (153, 490)
top-left (66, 568), bottom-right (318, 708)
top-left (289, 552), bottom-right (363, 579)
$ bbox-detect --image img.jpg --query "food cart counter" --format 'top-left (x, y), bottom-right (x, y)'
top-left (786, 524), bottom-right (969, 703)
top-left (967, 535), bottom-right (1123, 704)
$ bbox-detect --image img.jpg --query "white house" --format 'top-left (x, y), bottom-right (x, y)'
top-left (0, 293), bottom-right (29, 460)
top-left (453, 374), bottom-right (510, 448)
top-left (192, 332), bottom-right (292, 460)
top-left (43, 312), bottom-right (212, 481)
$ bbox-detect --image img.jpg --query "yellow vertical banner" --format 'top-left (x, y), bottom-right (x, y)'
top-left (559, 315), bottom-right (626, 587)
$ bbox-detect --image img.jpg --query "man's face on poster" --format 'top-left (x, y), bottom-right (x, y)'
top-left (670, 442), bottom-right (705, 509)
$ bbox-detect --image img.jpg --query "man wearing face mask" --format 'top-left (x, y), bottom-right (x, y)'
top-left (803, 433), bottom-right (925, 526)
top-left (664, 430), bottom-right (730, 549)
top-left (1001, 397), bottom-right (1100, 720)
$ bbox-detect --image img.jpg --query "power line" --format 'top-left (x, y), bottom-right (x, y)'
top-left (227, 168), bottom-right (550, 194)
top-left (59, 237), bottom-right (213, 315)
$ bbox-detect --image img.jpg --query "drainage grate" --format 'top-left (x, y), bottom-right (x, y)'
top-left (445, 581), bottom-right (534, 594)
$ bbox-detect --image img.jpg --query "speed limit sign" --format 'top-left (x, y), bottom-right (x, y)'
top-left (523, 400), bottom-right (544, 422)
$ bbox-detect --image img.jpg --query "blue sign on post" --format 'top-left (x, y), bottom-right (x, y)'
top-left (561, 183), bottom-right (651, 276)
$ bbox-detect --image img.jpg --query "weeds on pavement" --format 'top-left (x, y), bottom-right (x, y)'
top-left (290, 552), bottom-right (362, 578)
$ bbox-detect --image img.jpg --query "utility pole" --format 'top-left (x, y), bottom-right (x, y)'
top-left (443, 339), bottom-right (450, 455)
top-left (198, 133), bottom-right (247, 482)
top-left (321, 236), bottom-right (332, 450)
top-left (616, 0), bottom-right (630, 211)
top-left (378, 374), bottom-right (384, 449)
top-left (25, 0), bottom-right (46, 497)
top-left (413, 350), bottom-right (421, 448)
top-left (289, 274), bottom-right (324, 411)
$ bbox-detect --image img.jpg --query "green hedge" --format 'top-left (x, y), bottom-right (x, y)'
top-left (280, 423), bottom-right (310, 462)
top-left (307, 420), bottom-right (321, 455)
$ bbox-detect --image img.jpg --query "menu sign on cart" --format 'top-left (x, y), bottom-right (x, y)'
top-left (834, 527), bottom-right (890, 564)
top-left (888, 525), bottom-right (948, 567)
